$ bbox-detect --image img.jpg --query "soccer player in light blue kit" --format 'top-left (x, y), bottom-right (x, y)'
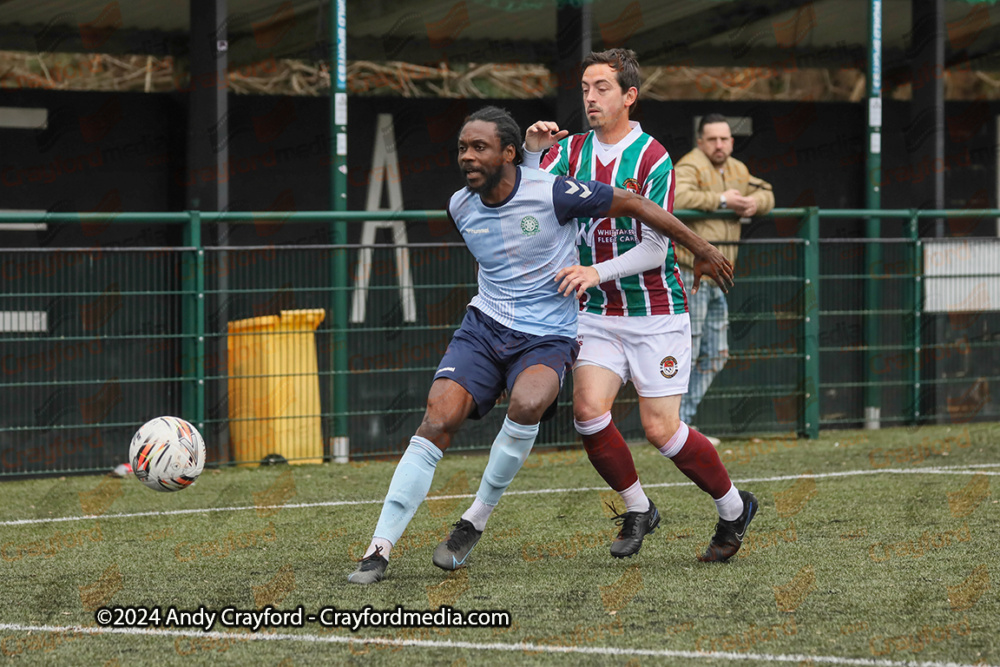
top-left (349, 106), bottom-right (733, 584)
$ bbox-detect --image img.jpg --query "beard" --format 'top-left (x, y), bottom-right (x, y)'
top-left (465, 165), bottom-right (504, 195)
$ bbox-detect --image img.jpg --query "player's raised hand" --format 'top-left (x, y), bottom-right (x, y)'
top-left (555, 265), bottom-right (600, 298)
top-left (525, 121), bottom-right (568, 152)
top-left (692, 246), bottom-right (734, 295)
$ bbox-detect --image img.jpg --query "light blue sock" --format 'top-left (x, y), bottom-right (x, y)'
top-left (372, 436), bottom-right (443, 546)
top-left (475, 416), bottom-right (539, 508)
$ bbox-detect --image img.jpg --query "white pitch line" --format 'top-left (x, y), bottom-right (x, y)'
top-left (1, 463), bottom-right (998, 528)
top-left (0, 623), bottom-right (992, 667)
top-left (694, 464), bottom-right (1000, 486)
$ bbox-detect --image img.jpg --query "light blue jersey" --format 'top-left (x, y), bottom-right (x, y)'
top-left (447, 167), bottom-right (614, 338)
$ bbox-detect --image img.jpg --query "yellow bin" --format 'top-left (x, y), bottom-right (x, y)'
top-left (227, 309), bottom-right (326, 466)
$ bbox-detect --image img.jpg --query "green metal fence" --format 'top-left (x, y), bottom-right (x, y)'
top-left (1, 208), bottom-right (996, 476)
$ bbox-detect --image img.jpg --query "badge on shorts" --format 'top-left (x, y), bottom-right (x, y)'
top-left (660, 356), bottom-right (678, 379)
top-left (520, 216), bottom-right (540, 236)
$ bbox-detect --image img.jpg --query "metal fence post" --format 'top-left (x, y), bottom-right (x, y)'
top-left (329, 0), bottom-right (350, 464)
top-left (864, 223), bottom-right (882, 430)
top-left (802, 207), bottom-right (820, 438)
top-left (331, 224), bottom-right (348, 463)
top-left (183, 210), bottom-right (206, 433)
top-left (864, 0), bottom-right (883, 432)
top-left (909, 210), bottom-right (922, 424)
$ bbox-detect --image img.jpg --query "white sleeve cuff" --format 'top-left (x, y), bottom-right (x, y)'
top-left (521, 144), bottom-right (543, 169)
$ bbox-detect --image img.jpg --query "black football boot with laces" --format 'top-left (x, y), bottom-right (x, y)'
top-left (433, 519), bottom-right (483, 570)
top-left (609, 499), bottom-right (661, 558)
top-left (347, 545), bottom-right (389, 584)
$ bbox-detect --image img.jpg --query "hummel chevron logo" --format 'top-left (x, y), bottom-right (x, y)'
top-left (564, 180), bottom-right (592, 198)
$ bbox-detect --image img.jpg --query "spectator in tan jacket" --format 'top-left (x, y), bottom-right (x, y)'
top-left (674, 114), bottom-right (774, 441)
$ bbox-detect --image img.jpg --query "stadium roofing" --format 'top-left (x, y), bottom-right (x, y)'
top-left (0, 0), bottom-right (998, 74)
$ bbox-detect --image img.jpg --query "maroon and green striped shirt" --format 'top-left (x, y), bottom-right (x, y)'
top-left (539, 125), bottom-right (687, 316)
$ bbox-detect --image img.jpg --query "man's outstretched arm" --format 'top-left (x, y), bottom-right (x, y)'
top-left (557, 188), bottom-right (734, 298)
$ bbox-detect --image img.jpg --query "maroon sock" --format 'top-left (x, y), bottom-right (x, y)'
top-left (580, 421), bottom-right (638, 493)
top-left (669, 427), bottom-right (732, 499)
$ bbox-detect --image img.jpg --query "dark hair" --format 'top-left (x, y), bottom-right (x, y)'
top-left (462, 106), bottom-right (523, 165)
top-left (698, 113), bottom-right (730, 137)
top-left (581, 48), bottom-right (641, 115)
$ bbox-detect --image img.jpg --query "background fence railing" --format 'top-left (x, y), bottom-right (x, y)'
top-left (1, 208), bottom-right (997, 476)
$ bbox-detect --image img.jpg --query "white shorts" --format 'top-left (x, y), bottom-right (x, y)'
top-left (575, 310), bottom-right (692, 397)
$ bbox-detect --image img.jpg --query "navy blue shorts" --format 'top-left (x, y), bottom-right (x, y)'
top-left (433, 307), bottom-right (579, 421)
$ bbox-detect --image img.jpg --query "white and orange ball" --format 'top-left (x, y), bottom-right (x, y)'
top-left (129, 416), bottom-right (206, 492)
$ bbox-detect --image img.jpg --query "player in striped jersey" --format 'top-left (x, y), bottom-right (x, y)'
top-left (522, 49), bottom-right (759, 562)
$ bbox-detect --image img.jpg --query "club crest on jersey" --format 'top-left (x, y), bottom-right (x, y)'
top-left (520, 215), bottom-right (540, 236)
top-left (623, 178), bottom-right (640, 193)
top-left (659, 356), bottom-right (678, 379)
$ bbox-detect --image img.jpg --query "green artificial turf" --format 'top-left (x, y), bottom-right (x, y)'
top-left (0, 423), bottom-right (996, 666)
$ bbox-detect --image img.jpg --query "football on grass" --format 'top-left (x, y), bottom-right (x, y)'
top-left (129, 416), bottom-right (206, 492)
